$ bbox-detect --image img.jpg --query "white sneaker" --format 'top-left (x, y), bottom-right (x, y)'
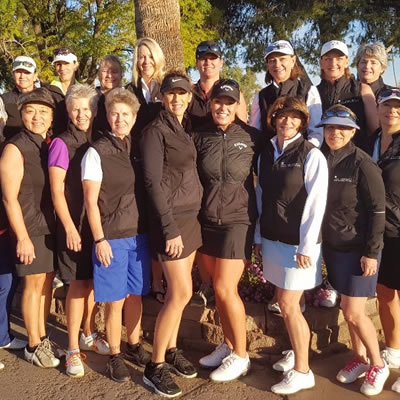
top-left (66, 351), bottom-right (86, 378)
top-left (360, 362), bottom-right (390, 396)
top-left (79, 332), bottom-right (110, 355)
top-left (336, 358), bottom-right (369, 383)
top-left (392, 377), bottom-right (400, 393)
top-left (271, 368), bottom-right (315, 394)
top-left (0, 362), bottom-right (4, 370)
top-left (267, 302), bottom-right (281, 313)
top-left (0, 337), bottom-right (27, 350)
top-left (319, 288), bottom-right (338, 308)
top-left (24, 340), bottom-right (60, 368)
top-left (199, 343), bottom-right (232, 368)
top-left (272, 350), bottom-right (295, 372)
top-left (381, 349), bottom-right (400, 368)
top-left (209, 353), bottom-right (250, 382)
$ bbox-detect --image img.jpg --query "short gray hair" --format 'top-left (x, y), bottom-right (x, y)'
top-left (105, 87), bottom-right (140, 116)
top-left (65, 83), bottom-right (99, 111)
top-left (355, 43), bottom-right (388, 72)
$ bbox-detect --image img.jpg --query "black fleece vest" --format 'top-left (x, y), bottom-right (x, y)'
top-left (8, 129), bottom-right (55, 236)
top-left (259, 136), bottom-right (314, 245)
top-left (91, 133), bottom-right (139, 239)
top-left (1, 89), bottom-right (23, 140)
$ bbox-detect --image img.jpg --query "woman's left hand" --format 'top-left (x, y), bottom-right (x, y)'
top-left (296, 253), bottom-right (312, 269)
top-left (360, 256), bottom-right (378, 277)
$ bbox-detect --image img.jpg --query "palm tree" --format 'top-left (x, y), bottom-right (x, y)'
top-left (134, 0), bottom-right (185, 70)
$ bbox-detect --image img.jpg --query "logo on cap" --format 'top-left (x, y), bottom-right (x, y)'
top-left (220, 85), bottom-right (234, 91)
top-left (171, 78), bottom-right (182, 83)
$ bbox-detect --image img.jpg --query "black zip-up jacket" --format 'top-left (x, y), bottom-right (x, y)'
top-left (47, 84), bottom-right (68, 136)
top-left (1, 88), bottom-right (24, 140)
top-left (91, 132), bottom-right (140, 239)
top-left (187, 81), bottom-right (213, 130)
top-left (7, 129), bottom-right (55, 237)
top-left (317, 75), bottom-right (368, 150)
top-left (322, 141), bottom-right (385, 258)
top-left (193, 119), bottom-right (261, 225)
top-left (366, 76), bottom-right (392, 99)
top-left (377, 131), bottom-right (400, 239)
top-left (140, 109), bottom-right (203, 240)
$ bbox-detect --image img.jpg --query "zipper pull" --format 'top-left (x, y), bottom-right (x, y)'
top-left (218, 218), bottom-right (222, 225)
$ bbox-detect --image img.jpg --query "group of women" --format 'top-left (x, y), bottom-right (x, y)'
top-left (0, 35), bottom-right (398, 399)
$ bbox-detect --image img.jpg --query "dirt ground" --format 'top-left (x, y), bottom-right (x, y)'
top-left (0, 314), bottom-right (399, 400)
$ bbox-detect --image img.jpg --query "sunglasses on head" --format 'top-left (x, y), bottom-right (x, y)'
top-left (379, 88), bottom-right (400, 99)
top-left (322, 109), bottom-right (356, 121)
top-left (53, 47), bottom-right (75, 56)
top-left (13, 60), bottom-right (34, 70)
top-left (265, 43), bottom-right (292, 53)
top-left (196, 44), bottom-right (221, 55)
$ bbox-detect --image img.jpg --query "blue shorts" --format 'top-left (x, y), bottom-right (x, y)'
top-left (93, 234), bottom-right (150, 302)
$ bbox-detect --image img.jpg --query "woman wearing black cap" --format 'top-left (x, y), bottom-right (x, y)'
top-left (0, 87), bottom-right (59, 368)
top-left (250, 40), bottom-right (323, 148)
top-left (141, 71), bottom-right (203, 398)
top-left (194, 79), bottom-right (261, 382)
top-left (254, 96), bottom-right (328, 395)
top-left (318, 104), bottom-right (388, 396)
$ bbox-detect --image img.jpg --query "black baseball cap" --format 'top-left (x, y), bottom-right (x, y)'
top-left (160, 74), bottom-right (192, 94)
top-left (196, 41), bottom-right (222, 59)
top-left (210, 79), bottom-right (240, 102)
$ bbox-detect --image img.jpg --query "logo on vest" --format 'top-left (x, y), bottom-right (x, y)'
top-left (333, 175), bottom-right (353, 183)
top-left (280, 161), bottom-right (301, 168)
top-left (234, 142), bottom-right (247, 150)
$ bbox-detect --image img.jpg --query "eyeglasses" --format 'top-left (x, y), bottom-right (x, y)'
top-left (53, 47), bottom-right (75, 57)
top-left (322, 109), bottom-right (356, 121)
top-left (196, 44), bottom-right (221, 56)
top-left (379, 89), bottom-right (400, 99)
top-left (218, 79), bottom-right (239, 88)
top-left (12, 60), bottom-right (35, 70)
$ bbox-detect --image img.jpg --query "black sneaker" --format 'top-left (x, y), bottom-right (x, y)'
top-left (190, 283), bottom-right (215, 307)
top-left (124, 343), bottom-right (151, 367)
top-left (107, 354), bottom-right (130, 383)
top-left (143, 362), bottom-right (182, 398)
top-left (165, 348), bottom-right (197, 378)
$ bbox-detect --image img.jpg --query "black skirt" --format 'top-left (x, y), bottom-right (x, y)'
top-left (378, 237), bottom-right (400, 290)
top-left (323, 245), bottom-right (379, 297)
top-left (198, 223), bottom-right (254, 260)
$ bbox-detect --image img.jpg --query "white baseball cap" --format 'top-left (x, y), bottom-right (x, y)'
top-left (12, 56), bottom-right (37, 73)
top-left (264, 40), bottom-right (294, 59)
top-left (52, 48), bottom-right (78, 64)
top-left (321, 40), bottom-right (349, 57)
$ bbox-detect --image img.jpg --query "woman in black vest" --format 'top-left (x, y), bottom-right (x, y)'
top-left (82, 88), bottom-right (151, 383)
top-left (371, 89), bottom-right (400, 394)
top-left (140, 71), bottom-right (203, 398)
top-left (318, 104), bottom-right (388, 396)
top-left (0, 88), bottom-right (59, 368)
top-left (193, 79), bottom-right (260, 381)
top-left (250, 40), bottom-right (323, 147)
top-left (254, 96), bottom-right (328, 395)
top-left (48, 84), bottom-right (111, 378)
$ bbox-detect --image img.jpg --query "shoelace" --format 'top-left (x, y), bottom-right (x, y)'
top-left (65, 352), bottom-right (87, 368)
top-left (172, 350), bottom-right (192, 369)
top-left (283, 369), bottom-right (296, 383)
top-left (365, 366), bottom-right (381, 385)
top-left (92, 333), bottom-right (109, 351)
top-left (343, 359), bottom-right (365, 372)
top-left (159, 364), bottom-right (176, 386)
top-left (220, 354), bottom-right (239, 370)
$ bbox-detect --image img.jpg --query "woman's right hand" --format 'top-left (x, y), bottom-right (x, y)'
top-left (165, 235), bottom-right (184, 258)
top-left (66, 226), bottom-right (82, 252)
top-left (95, 240), bottom-right (113, 267)
top-left (16, 237), bottom-right (36, 265)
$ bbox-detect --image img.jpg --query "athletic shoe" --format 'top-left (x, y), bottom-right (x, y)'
top-left (271, 368), bottom-right (315, 395)
top-left (381, 349), bottom-right (400, 368)
top-left (107, 354), bottom-right (130, 383)
top-left (392, 377), bottom-right (400, 393)
top-left (143, 362), bottom-right (182, 398)
top-left (360, 362), bottom-right (390, 396)
top-left (124, 343), bottom-right (151, 367)
top-left (79, 332), bottom-right (110, 355)
top-left (272, 350), bottom-right (295, 372)
top-left (65, 351), bottom-right (86, 378)
top-left (165, 348), bottom-right (197, 378)
top-left (0, 337), bottom-right (27, 350)
top-left (0, 362), bottom-right (4, 370)
top-left (209, 353), bottom-right (250, 382)
top-left (24, 341), bottom-right (60, 368)
top-left (336, 358), bottom-right (369, 383)
top-left (318, 286), bottom-right (338, 308)
top-left (199, 343), bottom-right (232, 368)
top-left (267, 301), bottom-right (281, 313)
top-left (52, 276), bottom-right (64, 289)
top-left (190, 283), bottom-right (215, 307)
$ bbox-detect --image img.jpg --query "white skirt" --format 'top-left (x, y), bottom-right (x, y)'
top-left (261, 238), bottom-right (322, 290)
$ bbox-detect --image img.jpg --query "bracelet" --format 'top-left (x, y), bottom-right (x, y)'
top-left (95, 237), bottom-right (105, 244)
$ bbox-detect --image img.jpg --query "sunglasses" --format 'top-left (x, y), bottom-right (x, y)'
top-left (265, 43), bottom-right (292, 54)
top-left (196, 44), bottom-right (221, 56)
top-left (379, 89), bottom-right (400, 99)
top-left (53, 47), bottom-right (75, 56)
top-left (12, 60), bottom-right (35, 70)
top-left (322, 110), bottom-right (356, 121)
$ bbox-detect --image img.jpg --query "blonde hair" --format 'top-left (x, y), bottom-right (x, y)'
top-left (132, 38), bottom-right (166, 86)
top-left (97, 55), bottom-right (123, 79)
top-left (105, 88), bottom-right (140, 116)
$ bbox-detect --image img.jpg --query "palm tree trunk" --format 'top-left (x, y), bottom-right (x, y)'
top-left (134, 0), bottom-right (185, 70)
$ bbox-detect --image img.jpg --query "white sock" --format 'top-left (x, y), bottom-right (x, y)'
top-left (386, 347), bottom-right (400, 358)
top-left (67, 348), bottom-right (80, 357)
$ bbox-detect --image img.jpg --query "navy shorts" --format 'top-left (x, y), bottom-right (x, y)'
top-left (92, 234), bottom-right (151, 302)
